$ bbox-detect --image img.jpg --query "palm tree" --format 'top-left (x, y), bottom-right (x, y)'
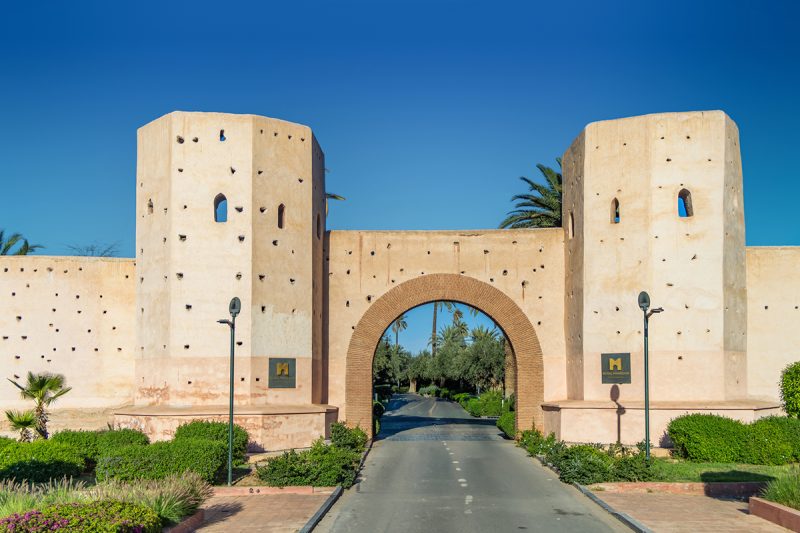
top-left (430, 302), bottom-right (478, 356)
top-left (325, 192), bottom-right (345, 215)
top-left (499, 158), bottom-right (563, 228)
top-left (5, 410), bottom-right (36, 442)
top-left (7, 372), bottom-right (72, 439)
top-left (0, 230), bottom-right (43, 255)
top-left (390, 313), bottom-right (408, 349)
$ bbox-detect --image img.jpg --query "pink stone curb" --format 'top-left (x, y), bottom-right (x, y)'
top-left (589, 481), bottom-right (766, 498)
top-left (750, 496), bottom-right (800, 532)
top-left (212, 485), bottom-right (336, 496)
top-left (163, 509), bottom-right (205, 533)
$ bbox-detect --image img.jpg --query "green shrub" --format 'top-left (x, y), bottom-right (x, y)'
top-left (610, 453), bottom-right (654, 482)
top-left (96, 439), bottom-right (227, 483)
top-left (552, 445), bottom-right (613, 485)
top-left (761, 467), bottom-right (800, 511)
top-left (418, 385), bottom-right (439, 397)
top-left (752, 417), bottom-right (800, 461)
top-left (0, 478), bottom-right (85, 518)
top-left (743, 421), bottom-right (794, 465)
top-left (0, 437), bottom-right (15, 451)
top-left (97, 429), bottom-right (149, 457)
top-left (519, 429), bottom-right (562, 457)
top-left (374, 384), bottom-right (394, 402)
top-left (463, 390), bottom-right (505, 417)
top-left (0, 500), bottom-right (161, 532)
top-left (781, 362), bottom-right (800, 418)
top-left (330, 422), bottom-right (367, 453)
top-left (668, 414), bottom-right (746, 462)
top-left (452, 393), bottom-right (473, 408)
top-left (51, 430), bottom-right (101, 466)
top-left (0, 441), bottom-right (85, 482)
top-left (257, 438), bottom-right (360, 488)
top-left (174, 420), bottom-right (248, 465)
top-left (497, 411), bottom-right (515, 439)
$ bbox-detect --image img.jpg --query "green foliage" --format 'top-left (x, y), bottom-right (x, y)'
top-left (610, 453), bottom-right (654, 482)
top-left (90, 472), bottom-right (213, 527)
top-left (6, 372), bottom-right (71, 440)
top-left (552, 445), bottom-right (613, 485)
top-left (497, 411), bottom-right (515, 439)
top-left (50, 429), bottom-right (149, 470)
top-left (0, 230), bottom-right (43, 256)
top-left (174, 420), bottom-right (248, 465)
top-left (0, 500), bottom-right (161, 532)
top-left (499, 159), bottom-right (563, 228)
top-left (0, 437), bottom-right (14, 451)
top-left (0, 441), bottom-right (84, 482)
top-left (519, 429), bottom-right (563, 457)
top-left (4, 410), bottom-right (36, 442)
top-left (648, 458), bottom-right (793, 482)
top-left (668, 414), bottom-right (800, 465)
top-left (780, 362), bottom-right (800, 418)
top-left (0, 478), bottom-right (85, 518)
top-left (761, 467), bottom-right (800, 511)
top-left (418, 385), bottom-right (439, 397)
top-left (96, 439), bottom-right (227, 483)
top-left (97, 429), bottom-right (149, 457)
top-left (257, 438), bottom-right (361, 488)
top-left (452, 393), bottom-right (474, 407)
top-left (464, 390), bottom-right (506, 417)
top-left (330, 422), bottom-right (367, 453)
top-left (668, 414), bottom-right (746, 463)
top-left (373, 383), bottom-right (394, 403)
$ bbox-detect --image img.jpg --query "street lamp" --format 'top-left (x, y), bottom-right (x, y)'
top-left (637, 291), bottom-right (663, 461)
top-left (218, 297), bottom-right (241, 486)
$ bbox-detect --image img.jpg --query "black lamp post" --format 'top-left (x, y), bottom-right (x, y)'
top-left (637, 291), bottom-right (663, 461)
top-left (218, 297), bottom-right (241, 486)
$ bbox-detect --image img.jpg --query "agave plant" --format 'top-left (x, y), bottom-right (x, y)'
top-left (5, 410), bottom-right (37, 442)
top-left (7, 372), bottom-right (72, 439)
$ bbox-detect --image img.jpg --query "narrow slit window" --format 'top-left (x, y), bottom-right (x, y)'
top-left (678, 189), bottom-right (693, 217)
top-left (316, 213), bottom-right (321, 239)
top-left (278, 204), bottom-right (285, 229)
top-left (568, 212), bottom-right (574, 239)
top-left (214, 194), bottom-right (227, 223)
top-left (611, 198), bottom-right (620, 224)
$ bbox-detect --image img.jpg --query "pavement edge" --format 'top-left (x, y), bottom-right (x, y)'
top-left (299, 486), bottom-right (343, 533)
top-left (573, 483), bottom-right (653, 533)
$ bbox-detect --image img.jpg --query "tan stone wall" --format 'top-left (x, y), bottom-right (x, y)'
top-left (0, 256), bottom-right (136, 409)
top-left (325, 229), bottom-right (566, 427)
top-left (136, 112), bottom-right (324, 408)
top-left (746, 247), bottom-right (800, 401)
top-left (563, 111), bottom-right (748, 407)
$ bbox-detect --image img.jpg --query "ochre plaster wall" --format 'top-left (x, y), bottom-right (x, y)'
top-left (0, 256), bottom-right (136, 409)
top-left (325, 229), bottom-right (566, 423)
top-left (746, 247), bottom-right (800, 400)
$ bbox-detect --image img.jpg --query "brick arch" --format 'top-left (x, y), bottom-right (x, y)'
top-left (345, 273), bottom-right (544, 436)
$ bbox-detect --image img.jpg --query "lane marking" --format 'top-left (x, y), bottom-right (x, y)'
top-left (452, 461), bottom-right (459, 464)
top-left (465, 495), bottom-right (473, 504)
top-left (455, 467), bottom-right (461, 471)
top-left (458, 478), bottom-right (466, 482)
top-left (460, 483), bottom-right (468, 487)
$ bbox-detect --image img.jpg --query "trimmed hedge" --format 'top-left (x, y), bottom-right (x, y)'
top-left (50, 429), bottom-right (149, 470)
top-left (257, 438), bottom-right (360, 488)
top-left (781, 362), bottom-right (800, 418)
top-left (0, 441), bottom-right (85, 482)
top-left (174, 421), bottom-right (248, 465)
top-left (668, 414), bottom-right (800, 465)
top-left (465, 390), bottom-right (505, 417)
top-left (497, 411), bottom-right (515, 439)
top-left (0, 500), bottom-right (161, 533)
top-left (96, 439), bottom-right (227, 483)
top-left (330, 422), bottom-right (367, 453)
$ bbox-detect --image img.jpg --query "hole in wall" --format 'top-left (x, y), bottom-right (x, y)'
top-left (176, 136), bottom-right (184, 144)
top-left (219, 130), bottom-right (226, 141)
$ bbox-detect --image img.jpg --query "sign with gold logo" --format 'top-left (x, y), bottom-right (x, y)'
top-left (269, 358), bottom-right (296, 388)
top-left (601, 353), bottom-right (631, 384)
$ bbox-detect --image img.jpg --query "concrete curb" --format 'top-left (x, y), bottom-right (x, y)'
top-left (573, 484), bottom-right (653, 533)
top-left (163, 509), bottom-right (205, 533)
top-left (750, 496), bottom-right (800, 532)
top-left (299, 486), bottom-right (343, 533)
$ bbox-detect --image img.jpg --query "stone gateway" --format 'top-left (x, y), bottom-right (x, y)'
top-left (1, 110), bottom-right (798, 450)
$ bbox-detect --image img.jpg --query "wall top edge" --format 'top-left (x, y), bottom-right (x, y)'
top-left (327, 228), bottom-right (564, 237)
top-left (583, 109), bottom-right (731, 131)
top-left (0, 255), bottom-right (136, 263)
top-left (138, 111), bottom-right (313, 135)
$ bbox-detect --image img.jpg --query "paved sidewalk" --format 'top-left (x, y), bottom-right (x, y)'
top-left (198, 493), bottom-right (330, 532)
top-left (594, 492), bottom-right (787, 532)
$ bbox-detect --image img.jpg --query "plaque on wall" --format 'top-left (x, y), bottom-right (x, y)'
top-left (269, 358), bottom-right (296, 388)
top-left (601, 353), bottom-right (631, 384)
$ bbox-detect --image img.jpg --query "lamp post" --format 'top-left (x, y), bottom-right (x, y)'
top-left (637, 291), bottom-right (663, 462)
top-left (217, 297), bottom-right (241, 486)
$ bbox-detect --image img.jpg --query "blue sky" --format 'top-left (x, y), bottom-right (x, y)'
top-left (1, 1), bottom-right (798, 352)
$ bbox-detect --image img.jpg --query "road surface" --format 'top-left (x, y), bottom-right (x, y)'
top-left (317, 393), bottom-right (626, 533)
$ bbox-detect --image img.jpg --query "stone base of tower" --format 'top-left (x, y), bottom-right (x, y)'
top-left (541, 400), bottom-right (781, 447)
top-left (114, 404), bottom-right (338, 452)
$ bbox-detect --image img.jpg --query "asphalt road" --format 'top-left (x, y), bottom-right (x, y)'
top-left (316, 393), bottom-right (626, 533)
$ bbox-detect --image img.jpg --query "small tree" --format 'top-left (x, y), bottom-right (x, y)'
top-left (780, 362), bottom-right (800, 418)
top-left (5, 410), bottom-right (36, 442)
top-left (7, 372), bottom-right (72, 439)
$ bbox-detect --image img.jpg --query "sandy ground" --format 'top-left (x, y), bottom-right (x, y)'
top-left (0, 406), bottom-right (125, 439)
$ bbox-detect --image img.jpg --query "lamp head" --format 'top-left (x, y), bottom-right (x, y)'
top-left (638, 291), bottom-right (651, 312)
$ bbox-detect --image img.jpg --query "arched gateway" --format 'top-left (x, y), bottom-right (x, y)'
top-left (345, 273), bottom-right (545, 436)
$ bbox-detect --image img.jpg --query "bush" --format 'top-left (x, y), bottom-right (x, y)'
top-left (0, 441), bottom-right (85, 482)
top-left (743, 420), bottom-right (794, 465)
top-left (0, 437), bottom-right (15, 451)
top-left (610, 453), bottom-right (654, 482)
top-left (762, 467), bottom-right (800, 511)
top-left (463, 390), bottom-right (506, 417)
top-left (330, 422), bottom-right (367, 453)
top-left (373, 401), bottom-right (385, 418)
top-left (174, 421), bottom-right (249, 465)
top-left (668, 414), bottom-right (746, 462)
top-left (452, 393), bottom-right (473, 408)
top-left (418, 385), bottom-right (439, 397)
top-left (0, 478), bottom-right (85, 518)
top-left (552, 445), bottom-right (613, 485)
top-left (257, 438), bottom-right (360, 488)
top-left (50, 429), bottom-right (150, 470)
top-left (519, 429), bottom-right (562, 457)
top-left (374, 384), bottom-right (394, 403)
top-left (96, 439), bottom-right (227, 483)
top-left (781, 362), bottom-right (800, 418)
top-left (752, 416), bottom-right (800, 461)
top-left (97, 429), bottom-right (149, 457)
top-left (0, 500), bottom-right (161, 532)
top-left (497, 411), bottom-right (515, 439)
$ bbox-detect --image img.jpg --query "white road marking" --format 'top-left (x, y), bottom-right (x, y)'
top-left (464, 509), bottom-right (472, 514)
top-left (455, 467), bottom-right (461, 471)
top-left (465, 495), bottom-right (473, 504)
top-left (452, 461), bottom-right (459, 464)
top-left (461, 483), bottom-right (468, 487)
top-left (458, 478), bottom-right (466, 482)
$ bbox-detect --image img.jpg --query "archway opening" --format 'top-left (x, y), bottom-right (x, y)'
top-left (345, 274), bottom-right (544, 439)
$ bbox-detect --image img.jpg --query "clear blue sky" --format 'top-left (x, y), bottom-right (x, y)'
top-left (2, 1), bottom-right (798, 351)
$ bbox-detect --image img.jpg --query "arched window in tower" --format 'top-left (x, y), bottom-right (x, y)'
top-left (316, 213), bottom-right (321, 240)
top-left (611, 198), bottom-right (620, 224)
top-left (678, 189), bottom-right (693, 217)
top-left (278, 204), bottom-right (285, 229)
top-left (214, 194), bottom-right (227, 223)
